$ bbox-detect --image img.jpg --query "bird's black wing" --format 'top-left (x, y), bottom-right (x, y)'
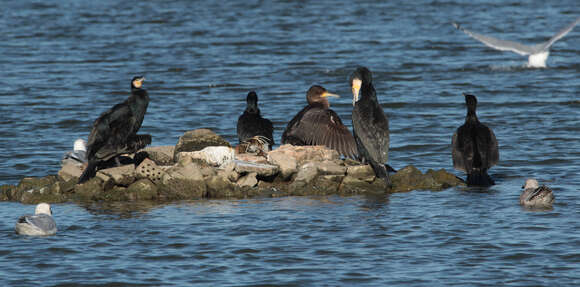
top-left (352, 101), bottom-right (389, 163)
top-left (283, 106), bottom-right (357, 158)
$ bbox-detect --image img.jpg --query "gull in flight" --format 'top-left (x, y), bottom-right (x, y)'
top-left (453, 17), bottom-right (580, 68)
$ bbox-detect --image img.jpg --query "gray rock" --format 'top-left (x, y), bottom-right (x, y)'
top-left (142, 146), bottom-right (175, 165)
top-left (136, 158), bottom-right (166, 185)
top-left (173, 129), bottom-right (230, 160)
top-left (234, 160), bottom-right (279, 177)
top-left (317, 160), bottom-right (347, 175)
top-left (97, 165), bottom-right (135, 187)
top-left (237, 172), bottom-right (258, 188)
top-left (127, 179), bottom-right (158, 200)
top-left (346, 165), bottom-right (376, 182)
top-left (58, 162), bottom-right (84, 182)
top-left (267, 152), bottom-right (297, 181)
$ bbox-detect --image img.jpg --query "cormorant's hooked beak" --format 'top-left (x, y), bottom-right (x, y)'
top-left (321, 92), bottom-right (340, 98)
top-left (133, 76), bottom-right (145, 88)
top-left (351, 78), bottom-right (362, 106)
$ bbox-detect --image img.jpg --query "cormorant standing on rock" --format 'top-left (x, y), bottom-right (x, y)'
top-left (282, 85), bottom-right (358, 159)
top-left (236, 91), bottom-right (274, 150)
top-left (78, 76), bottom-right (151, 183)
top-left (350, 67), bottom-right (392, 186)
top-left (452, 94), bottom-right (499, 186)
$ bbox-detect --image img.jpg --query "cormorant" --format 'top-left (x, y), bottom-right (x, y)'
top-left (78, 76), bottom-right (151, 183)
top-left (452, 94), bottom-right (499, 186)
top-left (350, 67), bottom-right (391, 186)
top-left (282, 85), bottom-right (358, 159)
top-left (236, 91), bottom-right (274, 150)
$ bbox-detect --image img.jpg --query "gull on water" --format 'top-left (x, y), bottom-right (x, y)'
top-left (15, 203), bottom-right (57, 236)
top-left (453, 16), bottom-right (580, 68)
top-left (520, 178), bottom-right (555, 208)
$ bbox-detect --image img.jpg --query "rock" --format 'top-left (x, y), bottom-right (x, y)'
top-left (159, 162), bottom-right (206, 200)
top-left (58, 162), bottom-right (84, 182)
top-left (175, 146), bottom-right (235, 168)
top-left (173, 129), bottom-right (230, 160)
top-left (267, 151), bottom-right (297, 181)
top-left (426, 169), bottom-right (465, 189)
top-left (390, 165), bottom-right (435, 192)
top-left (346, 165), bottom-right (376, 182)
top-left (74, 177), bottom-right (105, 200)
top-left (317, 160), bottom-right (347, 175)
top-left (136, 158), bottom-right (166, 185)
top-left (127, 179), bottom-right (158, 200)
top-left (289, 162), bottom-right (319, 190)
top-left (97, 165), bottom-right (135, 187)
top-left (234, 160), bottom-right (279, 178)
top-left (268, 144), bottom-right (339, 165)
top-left (315, 175), bottom-right (343, 194)
top-left (235, 153), bottom-right (268, 164)
top-left (142, 146), bottom-right (175, 165)
top-left (236, 172), bottom-right (258, 188)
top-left (205, 175), bottom-right (238, 198)
top-left (220, 162), bottom-right (240, 182)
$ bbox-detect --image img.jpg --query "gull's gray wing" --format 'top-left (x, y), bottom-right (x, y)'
top-left (23, 214), bottom-right (57, 233)
top-left (539, 16), bottom-right (580, 51)
top-left (453, 22), bottom-right (536, 55)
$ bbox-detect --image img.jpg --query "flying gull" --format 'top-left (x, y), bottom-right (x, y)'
top-left (453, 17), bottom-right (580, 67)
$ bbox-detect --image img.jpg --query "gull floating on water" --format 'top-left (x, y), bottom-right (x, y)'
top-left (15, 203), bottom-right (57, 236)
top-left (453, 17), bottom-right (580, 68)
top-left (520, 178), bottom-right (555, 208)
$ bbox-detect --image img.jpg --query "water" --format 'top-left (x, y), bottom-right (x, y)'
top-left (1, 0), bottom-right (579, 285)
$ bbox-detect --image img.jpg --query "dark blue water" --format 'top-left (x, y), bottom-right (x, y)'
top-left (1, 0), bottom-right (579, 286)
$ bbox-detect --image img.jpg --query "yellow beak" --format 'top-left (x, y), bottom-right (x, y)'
top-left (321, 91), bottom-right (340, 98)
top-left (351, 78), bottom-right (362, 106)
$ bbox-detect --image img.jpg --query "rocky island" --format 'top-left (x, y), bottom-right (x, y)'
top-left (0, 129), bottom-right (465, 204)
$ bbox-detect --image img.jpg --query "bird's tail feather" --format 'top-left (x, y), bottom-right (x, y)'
top-left (369, 160), bottom-right (391, 187)
top-left (78, 161), bottom-right (97, 184)
top-left (466, 170), bottom-right (495, 186)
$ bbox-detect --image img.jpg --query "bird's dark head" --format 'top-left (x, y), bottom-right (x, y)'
top-left (131, 76), bottom-right (145, 89)
top-left (464, 93), bottom-right (477, 109)
top-left (307, 85), bottom-right (339, 109)
top-left (245, 91), bottom-right (259, 114)
top-left (350, 67), bottom-right (373, 106)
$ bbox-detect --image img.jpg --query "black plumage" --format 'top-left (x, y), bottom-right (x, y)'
top-left (236, 91), bottom-right (274, 150)
top-left (78, 76), bottom-right (151, 183)
top-left (350, 67), bottom-right (391, 186)
top-left (282, 85), bottom-right (358, 159)
top-left (452, 94), bottom-right (499, 186)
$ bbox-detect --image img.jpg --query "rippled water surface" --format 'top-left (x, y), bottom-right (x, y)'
top-left (1, 0), bottom-right (579, 286)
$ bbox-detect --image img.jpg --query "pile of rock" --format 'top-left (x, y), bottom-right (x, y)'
top-left (0, 129), bottom-right (464, 204)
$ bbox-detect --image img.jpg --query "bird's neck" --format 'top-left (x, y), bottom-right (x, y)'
top-left (360, 84), bottom-right (377, 103)
top-left (465, 109), bottom-right (478, 124)
top-left (130, 88), bottom-right (149, 110)
top-left (245, 104), bottom-right (260, 115)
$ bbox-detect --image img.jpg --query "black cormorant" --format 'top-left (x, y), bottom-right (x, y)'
top-left (350, 67), bottom-right (391, 186)
top-left (236, 91), bottom-right (274, 150)
top-left (282, 85), bottom-right (358, 159)
top-left (78, 76), bottom-right (151, 183)
top-left (452, 94), bottom-right (499, 186)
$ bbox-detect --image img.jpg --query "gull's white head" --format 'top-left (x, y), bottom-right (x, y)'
top-left (523, 178), bottom-right (539, 190)
top-left (35, 203), bottom-right (52, 216)
top-left (73, 139), bottom-right (87, 152)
